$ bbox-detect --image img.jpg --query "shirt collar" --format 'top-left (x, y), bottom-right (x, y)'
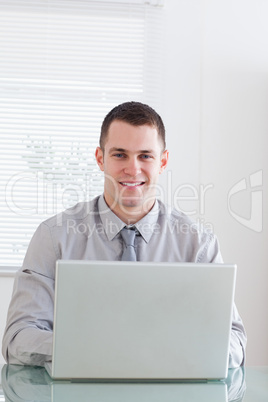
top-left (135, 201), bottom-right (160, 243)
top-left (98, 195), bottom-right (125, 241)
top-left (98, 194), bottom-right (160, 243)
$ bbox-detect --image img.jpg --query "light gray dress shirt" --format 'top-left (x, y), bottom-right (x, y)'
top-left (2, 195), bottom-right (246, 368)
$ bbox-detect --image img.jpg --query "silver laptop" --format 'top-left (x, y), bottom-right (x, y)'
top-left (45, 260), bottom-right (236, 381)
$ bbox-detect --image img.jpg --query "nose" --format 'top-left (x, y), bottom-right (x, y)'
top-left (123, 157), bottom-right (142, 176)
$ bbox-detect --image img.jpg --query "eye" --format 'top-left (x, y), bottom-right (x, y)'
top-left (113, 153), bottom-right (126, 158)
top-left (140, 154), bottom-right (153, 159)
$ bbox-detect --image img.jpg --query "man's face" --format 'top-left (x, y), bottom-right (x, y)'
top-left (95, 120), bottom-right (168, 223)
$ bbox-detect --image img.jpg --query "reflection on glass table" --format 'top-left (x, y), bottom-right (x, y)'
top-left (1, 364), bottom-right (246, 402)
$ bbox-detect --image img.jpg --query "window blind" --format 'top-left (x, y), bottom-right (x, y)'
top-left (0, 0), bottom-right (164, 268)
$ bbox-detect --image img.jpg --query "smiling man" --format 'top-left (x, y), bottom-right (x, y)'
top-left (95, 118), bottom-right (168, 223)
top-left (2, 101), bottom-right (246, 368)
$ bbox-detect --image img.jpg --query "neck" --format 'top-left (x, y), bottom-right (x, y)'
top-left (103, 196), bottom-right (156, 224)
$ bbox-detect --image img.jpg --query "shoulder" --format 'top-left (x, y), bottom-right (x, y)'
top-left (156, 200), bottom-right (222, 263)
top-left (22, 197), bottom-right (101, 272)
top-left (157, 200), bottom-right (203, 233)
top-left (40, 196), bottom-right (100, 231)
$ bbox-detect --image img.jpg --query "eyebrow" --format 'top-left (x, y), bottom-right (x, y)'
top-left (108, 147), bottom-right (156, 155)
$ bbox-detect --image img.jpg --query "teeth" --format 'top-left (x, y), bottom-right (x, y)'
top-left (121, 182), bottom-right (143, 187)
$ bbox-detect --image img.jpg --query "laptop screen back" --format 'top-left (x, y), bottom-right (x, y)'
top-left (50, 261), bottom-right (236, 380)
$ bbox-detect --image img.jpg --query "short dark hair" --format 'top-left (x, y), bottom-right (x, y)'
top-left (99, 101), bottom-right (166, 151)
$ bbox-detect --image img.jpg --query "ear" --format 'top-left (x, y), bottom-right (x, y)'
top-left (159, 149), bottom-right (169, 174)
top-left (95, 147), bottom-right (104, 171)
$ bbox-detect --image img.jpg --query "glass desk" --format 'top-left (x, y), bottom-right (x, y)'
top-left (0, 364), bottom-right (267, 402)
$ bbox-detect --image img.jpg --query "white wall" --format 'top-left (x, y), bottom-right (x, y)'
top-left (161, 0), bottom-right (268, 365)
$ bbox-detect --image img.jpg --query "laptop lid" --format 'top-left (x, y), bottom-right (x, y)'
top-left (48, 261), bottom-right (236, 380)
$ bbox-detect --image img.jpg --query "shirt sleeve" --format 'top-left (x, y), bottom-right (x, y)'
top-left (197, 232), bottom-right (247, 368)
top-left (2, 222), bottom-right (57, 366)
top-left (228, 304), bottom-right (247, 368)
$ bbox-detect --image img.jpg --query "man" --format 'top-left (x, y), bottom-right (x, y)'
top-left (2, 101), bottom-right (246, 367)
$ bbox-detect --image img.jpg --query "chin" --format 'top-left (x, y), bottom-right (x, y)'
top-left (120, 197), bottom-right (154, 214)
top-left (120, 200), bottom-right (143, 209)
top-left (118, 197), bottom-right (144, 210)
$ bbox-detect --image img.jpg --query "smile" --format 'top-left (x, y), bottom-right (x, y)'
top-left (120, 182), bottom-right (145, 187)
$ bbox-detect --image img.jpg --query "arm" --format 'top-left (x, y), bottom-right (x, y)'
top-left (197, 232), bottom-right (247, 368)
top-left (228, 303), bottom-right (247, 368)
top-left (2, 222), bottom-right (58, 366)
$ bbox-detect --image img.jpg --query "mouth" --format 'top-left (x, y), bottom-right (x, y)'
top-left (119, 181), bottom-right (145, 188)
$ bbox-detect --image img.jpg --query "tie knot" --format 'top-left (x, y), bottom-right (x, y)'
top-left (121, 227), bottom-right (137, 261)
top-left (121, 227), bottom-right (136, 247)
